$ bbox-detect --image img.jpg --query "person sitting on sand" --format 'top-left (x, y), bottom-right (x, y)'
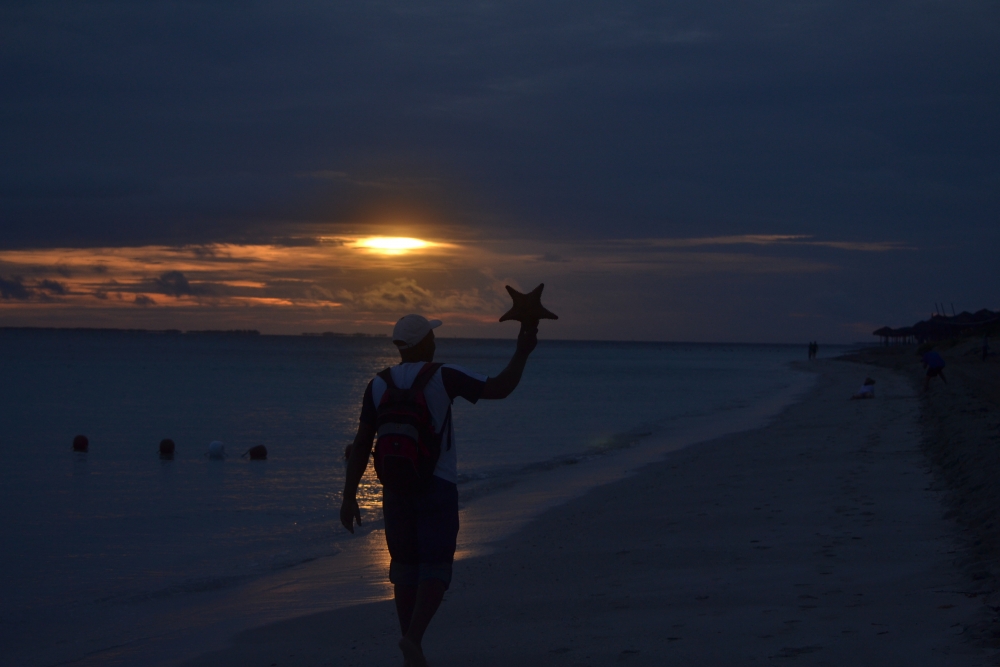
top-left (850, 377), bottom-right (876, 400)
top-left (340, 314), bottom-right (538, 667)
top-left (921, 349), bottom-right (947, 391)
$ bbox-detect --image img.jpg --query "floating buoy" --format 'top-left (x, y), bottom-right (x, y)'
top-left (243, 445), bottom-right (267, 460)
top-left (207, 441), bottom-right (225, 460)
top-left (72, 434), bottom-right (89, 452)
top-left (159, 438), bottom-right (175, 459)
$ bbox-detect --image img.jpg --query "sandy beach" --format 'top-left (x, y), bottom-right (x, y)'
top-left (184, 357), bottom-right (995, 666)
top-left (845, 339), bottom-right (1000, 649)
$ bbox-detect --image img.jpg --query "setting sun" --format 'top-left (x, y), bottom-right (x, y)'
top-left (352, 236), bottom-right (437, 254)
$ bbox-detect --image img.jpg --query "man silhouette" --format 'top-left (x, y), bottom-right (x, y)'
top-left (340, 314), bottom-right (537, 666)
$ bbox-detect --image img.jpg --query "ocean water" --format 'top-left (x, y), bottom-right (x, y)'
top-left (0, 329), bottom-right (834, 665)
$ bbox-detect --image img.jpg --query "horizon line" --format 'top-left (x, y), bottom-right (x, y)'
top-left (0, 325), bottom-right (864, 347)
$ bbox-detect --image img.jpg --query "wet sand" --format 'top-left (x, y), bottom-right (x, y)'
top-left (184, 358), bottom-right (994, 666)
top-left (845, 340), bottom-right (1000, 651)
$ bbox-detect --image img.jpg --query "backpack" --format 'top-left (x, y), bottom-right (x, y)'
top-left (373, 362), bottom-right (452, 494)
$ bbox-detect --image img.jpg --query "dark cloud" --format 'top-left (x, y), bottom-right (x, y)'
top-left (152, 271), bottom-right (211, 297)
top-left (0, 171), bottom-right (154, 200)
top-left (186, 246), bottom-right (218, 259)
top-left (0, 1), bottom-right (995, 250)
top-left (133, 294), bottom-right (155, 307)
top-left (0, 275), bottom-right (31, 300)
top-left (539, 253), bottom-right (570, 263)
top-left (38, 279), bottom-right (67, 295)
top-left (269, 236), bottom-right (323, 247)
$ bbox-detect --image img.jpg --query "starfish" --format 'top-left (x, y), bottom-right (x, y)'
top-left (499, 283), bottom-right (558, 325)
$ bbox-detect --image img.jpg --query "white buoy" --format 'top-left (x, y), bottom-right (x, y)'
top-left (208, 441), bottom-right (225, 460)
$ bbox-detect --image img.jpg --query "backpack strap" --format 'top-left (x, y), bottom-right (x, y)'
top-left (377, 362), bottom-right (443, 392)
top-left (411, 362), bottom-right (443, 391)
top-left (376, 367), bottom-right (396, 390)
top-left (402, 363), bottom-right (452, 449)
top-left (441, 405), bottom-right (453, 450)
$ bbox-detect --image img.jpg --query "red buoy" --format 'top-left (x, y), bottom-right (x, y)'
top-left (244, 445), bottom-right (268, 460)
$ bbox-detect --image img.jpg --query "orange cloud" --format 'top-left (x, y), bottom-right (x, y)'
top-left (0, 231), bottom-right (912, 334)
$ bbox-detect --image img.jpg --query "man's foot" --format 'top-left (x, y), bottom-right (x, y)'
top-left (399, 637), bottom-right (429, 667)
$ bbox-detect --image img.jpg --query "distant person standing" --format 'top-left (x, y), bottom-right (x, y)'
top-left (921, 349), bottom-right (947, 391)
top-left (340, 314), bottom-right (538, 667)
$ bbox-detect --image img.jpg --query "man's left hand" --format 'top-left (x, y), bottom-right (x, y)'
top-left (340, 496), bottom-right (361, 533)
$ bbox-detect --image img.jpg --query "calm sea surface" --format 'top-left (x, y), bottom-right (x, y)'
top-left (0, 329), bottom-right (836, 664)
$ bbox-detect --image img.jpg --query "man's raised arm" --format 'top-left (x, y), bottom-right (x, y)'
top-left (340, 422), bottom-right (376, 533)
top-left (482, 323), bottom-right (538, 399)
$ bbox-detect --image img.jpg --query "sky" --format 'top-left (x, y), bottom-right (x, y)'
top-left (1, 1), bottom-right (997, 342)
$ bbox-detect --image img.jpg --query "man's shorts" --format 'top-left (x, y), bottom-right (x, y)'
top-left (927, 367), bottom-right (944, 378)
top-left (382, 475), bottom-right (459, 588)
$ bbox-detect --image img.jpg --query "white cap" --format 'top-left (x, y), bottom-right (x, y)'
top-left (392, 314), bottom-right (442, 349)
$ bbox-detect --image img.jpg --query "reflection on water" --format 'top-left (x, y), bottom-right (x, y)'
top-left (355, 467), bottom-right (384, 516)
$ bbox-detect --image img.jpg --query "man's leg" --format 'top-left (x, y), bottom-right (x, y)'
top-left (383, 487), bottom-right (420, 645)
top-left (397, 477), bottom-right (459, 666)
top-left (398, 578), bottom-right (447, 667)
top-left (394, 584), bottom-right (418, 635)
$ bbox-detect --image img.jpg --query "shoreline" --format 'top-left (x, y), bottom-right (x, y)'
top-left (184, 357), bottom-right (993, 666)
top-left (455, 365), bottom-right (814, 560)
